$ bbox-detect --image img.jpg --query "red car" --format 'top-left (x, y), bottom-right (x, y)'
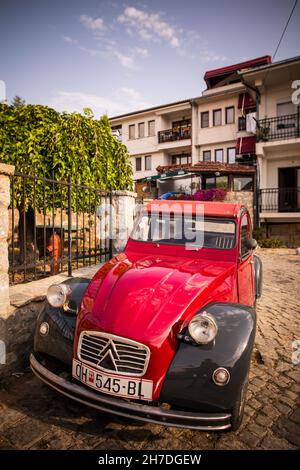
top-left (30, 200), bottom-right (262, 431)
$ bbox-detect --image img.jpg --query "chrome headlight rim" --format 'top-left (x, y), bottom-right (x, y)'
top-left (46, 283), bottom-right (71, 308)
top-left (188, 311), bottom-right (218, 345)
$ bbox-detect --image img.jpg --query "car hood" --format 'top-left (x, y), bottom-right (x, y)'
top-left (79, 252), bottom-right (236, 347)
top-left (76, 252), bottom-right (237, 397)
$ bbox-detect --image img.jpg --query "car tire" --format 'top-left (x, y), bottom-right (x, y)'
top-left (230, 378), bottom-right (248, 431)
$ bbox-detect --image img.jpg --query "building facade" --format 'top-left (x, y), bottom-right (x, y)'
top-left (109, 55), bottom-right (300, 244)
top-left (240, 56), bottom-right (300, 245)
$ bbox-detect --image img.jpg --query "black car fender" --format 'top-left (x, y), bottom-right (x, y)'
top-left (34, 278), bottom-right (90, 366)
top-left (160, 302), bottom-right (256, 413)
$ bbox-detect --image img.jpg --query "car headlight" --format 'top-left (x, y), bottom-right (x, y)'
top-left (188, 312), bottom-right (218, 344)
top-left (46, 283), bottom-right (71, 308)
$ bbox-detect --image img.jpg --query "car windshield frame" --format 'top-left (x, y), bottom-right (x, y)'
top-left (130, 212), bottom-right (237, 251)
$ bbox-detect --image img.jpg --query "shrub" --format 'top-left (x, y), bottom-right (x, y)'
top-left (257, 238), bottom-right (283, 248)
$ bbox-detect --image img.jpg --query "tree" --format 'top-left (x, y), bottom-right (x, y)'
top-left (11, 95), bottom-right (26, 107)
top-left (0, 103), bottom-right (133, 260)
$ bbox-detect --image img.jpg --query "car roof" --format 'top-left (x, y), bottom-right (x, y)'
top-left (144, 200), bottom-right (245, 218)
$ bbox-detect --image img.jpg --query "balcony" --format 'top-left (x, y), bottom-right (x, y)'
top-left (158, 126), bottom-right (191, 144)
top-left (259, 188), bottom-right (300, 213)
top-left (257, 113), bottom-right (300, 142)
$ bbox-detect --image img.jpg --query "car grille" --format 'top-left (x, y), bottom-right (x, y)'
top-left (78, 331), bottom-right (150, 377)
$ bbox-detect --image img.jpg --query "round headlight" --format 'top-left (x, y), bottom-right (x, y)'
top-left (188, 312), bottom-right (218, 344)
top-left (46, 284), bottom-right (71, 308)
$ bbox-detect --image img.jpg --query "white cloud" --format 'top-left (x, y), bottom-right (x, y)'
top-left (117, 6), bottom-right (180, 48)
top-left (80, 14), bottom-right (105, 31)
top-left (199, 51), bottom-right (228, 64)
top-left (63, 36), bottom-right (78, 44)
top-left (48, 88), bottom-right (151, 118)
top-left (134, 47), bottom-right (148, 58)
top-left (113, 51), bottom-right (137, 69)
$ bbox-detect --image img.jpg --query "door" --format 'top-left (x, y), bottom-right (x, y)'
top-left (278, 168), bottom-right (298, 212)
top-left (237, 213), bottom-right (255, 306)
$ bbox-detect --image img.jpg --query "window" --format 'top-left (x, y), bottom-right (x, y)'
top-left (129, 124), bottom-right (135, 140)
top-left (135, 157), bottom-right (142, 171)
top-left (204, 176), bottom-right (228, 190)
top-left (201, 111), bottom-right (209, 128)
top-left (131, 213), bottom-right (236, 250)
top-left (111, 125), bottom-right (122, 142)
top-left (148, 120), bottom-right (155, 136)
top-left (138, 122), bottom-right (145, 138)
top-left (233, 176), bottom-right (253, 191)
top-left (225, 106), bottom-right (235, 124)
top-left (238, 116), bottom-right (246, 131)
top-left (240, 214), bottom-right (250, 258)
top-left (277, 102), bottom-right (296, 116)
top-left (227, 148), bottom-right (236, 164)
top-left (203, 150), bottom-right (211, 162)
top-left (215, 149), bottom-right (223, 163)
top-left (171, 153), bottom-right (192, 165)
top-left (213, 109), bottom-right (222, 126)
top-left (145, 155), bottom-right (152, 171)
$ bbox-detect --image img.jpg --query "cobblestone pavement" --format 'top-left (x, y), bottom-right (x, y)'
top-left (0, 249), bottom-right (299, 450)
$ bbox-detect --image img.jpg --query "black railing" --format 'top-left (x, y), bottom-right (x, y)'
top-left (257, 112), bottom-right (300, 141)
top-left (158, 127), bottom-right (191, 143)
top-left (259, 188), bottom-right (300, 212)
top-left (9, 172), bottom-right (113, 285)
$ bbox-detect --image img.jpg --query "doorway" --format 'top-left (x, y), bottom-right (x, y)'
top-left (278, 167), bottom-right (300, 212)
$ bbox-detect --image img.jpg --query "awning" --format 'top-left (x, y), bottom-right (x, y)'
top-left (238, 92), bottom-right (256, 110)
top-left (142, 169), bottom-right (189, 182)
top-left (236, 136), bottom-right (256, 155)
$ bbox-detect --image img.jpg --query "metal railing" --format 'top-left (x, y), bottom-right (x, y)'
top-left (9, 172), bottom-right (113, 285)
top-left (259, 188), bottom-right (300, 212)
top-left (257, 112), bottom-right (300, 141)
top-left (158, 127), bottom-right (191, 143)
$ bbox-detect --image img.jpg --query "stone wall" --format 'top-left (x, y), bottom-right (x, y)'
top-left (225, 191), bottom-right (254, 221)
top-left (0, 163), bottom-right (14, 318)
top-left (0, 162), bottom-right (139, 379)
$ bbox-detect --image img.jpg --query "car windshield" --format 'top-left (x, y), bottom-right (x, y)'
top-left (131, 212), bottom-right (236, 250)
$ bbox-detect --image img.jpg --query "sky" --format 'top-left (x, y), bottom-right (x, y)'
top-left (1, 0), bottom-right (300, 118)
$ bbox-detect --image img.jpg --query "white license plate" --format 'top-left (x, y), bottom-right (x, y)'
top-left (72, 359), bottom-right (153, 400)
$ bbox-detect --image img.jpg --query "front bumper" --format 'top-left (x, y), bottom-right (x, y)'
top-left (30, 353), bottom-right (231, 431)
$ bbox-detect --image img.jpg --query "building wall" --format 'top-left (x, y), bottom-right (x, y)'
top-left (110, 102), bottom-right (192, 181)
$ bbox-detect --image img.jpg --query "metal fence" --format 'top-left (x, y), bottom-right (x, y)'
top-left (9, 171), bottom-right (113, 284)
top-left (259, 188), bottom-right (300, 212)
top-left (257, 112), bottom-right (300, 141)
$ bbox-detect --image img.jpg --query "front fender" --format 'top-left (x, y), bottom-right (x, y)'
top-left (34, 278), bottom-right (90, 366)
top-left (160, 302), bottom-right (256, 413)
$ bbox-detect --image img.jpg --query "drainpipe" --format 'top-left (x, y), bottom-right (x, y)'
top-left (240, 78), bottom-right (261, 228)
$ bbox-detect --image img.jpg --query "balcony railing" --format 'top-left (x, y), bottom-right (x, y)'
top-left (158, 127), bottom-right (191, 144)
top-left (259, 188), bottom-right (300, 213)
top-left (257, 112), bottom-right (300, 142)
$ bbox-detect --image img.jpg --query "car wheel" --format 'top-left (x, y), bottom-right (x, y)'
top-left (230, 378), bottom-right (248, 431)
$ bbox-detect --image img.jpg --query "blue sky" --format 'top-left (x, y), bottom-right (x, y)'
top-left (1, 0), bottom-right (299, 117)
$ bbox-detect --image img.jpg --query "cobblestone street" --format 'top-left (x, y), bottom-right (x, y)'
top-left (0, 249), bottom-right (299, 450)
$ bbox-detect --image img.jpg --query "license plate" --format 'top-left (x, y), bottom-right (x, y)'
top-left (72, 359), bottom-right (153, 400)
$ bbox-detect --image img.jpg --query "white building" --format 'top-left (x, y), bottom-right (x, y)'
top-left (110, 55), bottom-right (300, 244)
top-left (240, 56), bottom-right (300, 245)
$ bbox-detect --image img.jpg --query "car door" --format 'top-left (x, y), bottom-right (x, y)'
top-left (237, 213), bottom-right (255, 306)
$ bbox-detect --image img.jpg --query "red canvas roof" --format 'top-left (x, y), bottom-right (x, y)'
top-left (204, 56), bottom-right (272, 87)
top-left (146, 200), bottom-right (243, 218)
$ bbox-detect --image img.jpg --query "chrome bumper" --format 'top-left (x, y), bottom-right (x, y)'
top-left (30, 353), bottom-right (231, 431)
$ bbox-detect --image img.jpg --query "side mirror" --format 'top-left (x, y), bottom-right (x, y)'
top-left (246, 238), bottom-right (258, 250)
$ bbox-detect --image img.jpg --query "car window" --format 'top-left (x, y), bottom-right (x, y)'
top-left (240, 214), bottom-right (250, 258)
top-left (131, 213), bottom-right (236, 250)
